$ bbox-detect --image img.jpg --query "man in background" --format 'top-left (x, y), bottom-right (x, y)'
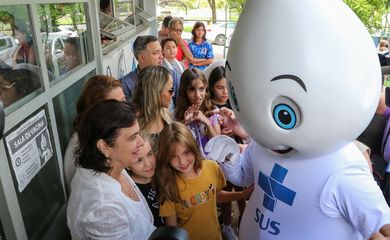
top-left (158, 15), bottom-right (173, 42)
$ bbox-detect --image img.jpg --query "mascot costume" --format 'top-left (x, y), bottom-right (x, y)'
top-left (205, 0), bottom-right (390, 239)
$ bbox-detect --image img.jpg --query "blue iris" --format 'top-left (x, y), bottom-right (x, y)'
top-left (273, 104), bottom-right (296, 130)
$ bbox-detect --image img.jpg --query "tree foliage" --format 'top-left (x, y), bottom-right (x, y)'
top-left (224, 0), bottom-right (389, 33)
top-left (226, 0), bottom-right (246, 14)
top-left (343, 0), bottom-right (389, 33)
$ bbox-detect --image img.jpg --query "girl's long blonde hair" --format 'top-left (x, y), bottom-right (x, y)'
top-left (153, 122), bottom-right (203, 203)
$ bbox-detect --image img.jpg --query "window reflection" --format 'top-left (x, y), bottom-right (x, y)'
top-left (12, 20), bottom-right (37, 65)
top-left (0, 66), bottom-right (40, 107)
top-left (38, 3), bottom-right (93, 80)
top-left (0, 5), bottom-right (43, 109)
top-left (62, 37), bottom-right (82, 74)
top-left (114, 0), bottom-right (134, 23)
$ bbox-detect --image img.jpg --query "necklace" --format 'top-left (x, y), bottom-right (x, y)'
top-left (120, 175), bottom-right (138, 201)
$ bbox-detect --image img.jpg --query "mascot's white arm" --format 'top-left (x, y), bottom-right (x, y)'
top-left (321, 162), bottom-right (390, 239)
top-left (205, 135), bottom-right (254, 187)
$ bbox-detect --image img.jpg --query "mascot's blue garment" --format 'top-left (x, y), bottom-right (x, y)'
top-left (205, 0), bottom-right (390, 239)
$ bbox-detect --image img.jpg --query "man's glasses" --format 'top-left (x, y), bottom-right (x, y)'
top-left (173, 29), bottom-right (183, 34)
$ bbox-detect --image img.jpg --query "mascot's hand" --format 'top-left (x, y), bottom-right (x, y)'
top-left (370, 224), bottom-right (390, 240)
top-left (205, 135), bottom-right (240, 164)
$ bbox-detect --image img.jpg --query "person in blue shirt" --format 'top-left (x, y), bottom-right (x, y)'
top-left (120, 35), bottom-right (163, 101)
top-left (188, 22), bottom-right (214, 71)
top-left (120, 35), bottom-right (181, 107)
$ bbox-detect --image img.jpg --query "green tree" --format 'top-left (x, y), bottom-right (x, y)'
top-left (343, 0), bottom-right (389, 33)
top-left (226, 0), bottom-right (246, 14)
top-left (225, 0), bottom-right (389, 33)
top-left (207, 0), bottom-right (217, 23)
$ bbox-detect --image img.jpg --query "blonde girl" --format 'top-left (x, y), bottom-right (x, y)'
top-left (154, 122), bottom-right (252, 240)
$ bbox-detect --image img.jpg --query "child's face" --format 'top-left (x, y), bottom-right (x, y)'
top-left (212, 78), bottom-right (229, 104)
top-left (163, 41), bottom-right (178, 60)
top-left (128, 141), bottom-right (156, 181)
top-left (194, 26), bottom-right (205, 39)
top-left (170, 144), bottom-right (196, 178)
top-left (187, 78), bottom-right (206, 106)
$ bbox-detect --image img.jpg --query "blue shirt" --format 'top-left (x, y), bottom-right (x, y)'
top-left (120, 67), bottom-right (139, 101)
top-left (188, 40), bottom-right (214, 71)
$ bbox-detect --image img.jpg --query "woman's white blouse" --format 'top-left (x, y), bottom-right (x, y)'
top-left (67, 168), bottom-right (156, 240)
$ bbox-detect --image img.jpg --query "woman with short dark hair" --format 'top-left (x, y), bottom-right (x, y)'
top-left (67, 100), bottom-right (155, 239)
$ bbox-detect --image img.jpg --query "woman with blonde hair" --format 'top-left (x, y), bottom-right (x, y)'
top-left (64, 75), bottom-right (125, 192)
top-left (132, 65), bottom-right (174, 146)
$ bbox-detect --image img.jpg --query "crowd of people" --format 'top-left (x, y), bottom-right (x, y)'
top-left (65, 15), bottom-right (250, 240)
top-left (61, 14), bottom-right (390, 240)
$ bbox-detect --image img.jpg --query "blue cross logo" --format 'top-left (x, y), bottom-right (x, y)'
top-left (258, 163), bottom-right (296, 212)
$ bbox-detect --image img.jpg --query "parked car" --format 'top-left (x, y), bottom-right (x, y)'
top-left (57, 25), bottom-right (78, 37)
top-left (42, 33), bottom-right (67, 76)
top-left (0, 35), bottom-right (18, 67)
top-left (206, 22), bottom-right (236, 46)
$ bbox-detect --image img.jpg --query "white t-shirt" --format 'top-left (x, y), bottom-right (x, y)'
top-left (222, 142), bottom-right (390, 240)
top-left (64, 132), bottom-right (78, 192)
top-left (67, 168), bottom-right (156, 240)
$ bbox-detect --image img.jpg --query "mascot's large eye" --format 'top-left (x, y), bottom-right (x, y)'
top-left (273, 104), bottom-right (296, 129)
top-left (228, 81), bottom-right (240, 112)
top-left (271, 97), bottom-right (301, 130)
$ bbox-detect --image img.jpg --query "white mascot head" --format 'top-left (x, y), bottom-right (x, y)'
top-left (226, 0), bottom-right (382, 159)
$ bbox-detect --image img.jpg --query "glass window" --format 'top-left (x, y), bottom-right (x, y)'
top-left (115, 0), bottom-right (134, 23)
top-left (0, 5), bottom-right (43, 111)
top-left (135, 6), bottom-right (154, 25)
top-left (53, 71), bottom-right (95, 155)
top-left (38, 3), bottom-right (94, 81)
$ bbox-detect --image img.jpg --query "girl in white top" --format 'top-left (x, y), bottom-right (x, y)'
top-left (67, 100), bottom-right (155, 240)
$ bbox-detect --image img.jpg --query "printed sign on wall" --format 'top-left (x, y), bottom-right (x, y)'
top-left (4, 109), bottom-right (53, 192)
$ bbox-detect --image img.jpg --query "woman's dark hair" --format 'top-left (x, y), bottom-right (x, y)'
top-left (100, 0), bottom-right (111, 11)
top-left (3, 69), bottom-right (40, 96)
top-left (191, 21), bottom-right (207, 42)
top-left (76, 100), bottom-right (137, 173)
top-left (208, 66), bottom-right (225, 99)
top-left (162, 15), bottom-right (173, 28)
